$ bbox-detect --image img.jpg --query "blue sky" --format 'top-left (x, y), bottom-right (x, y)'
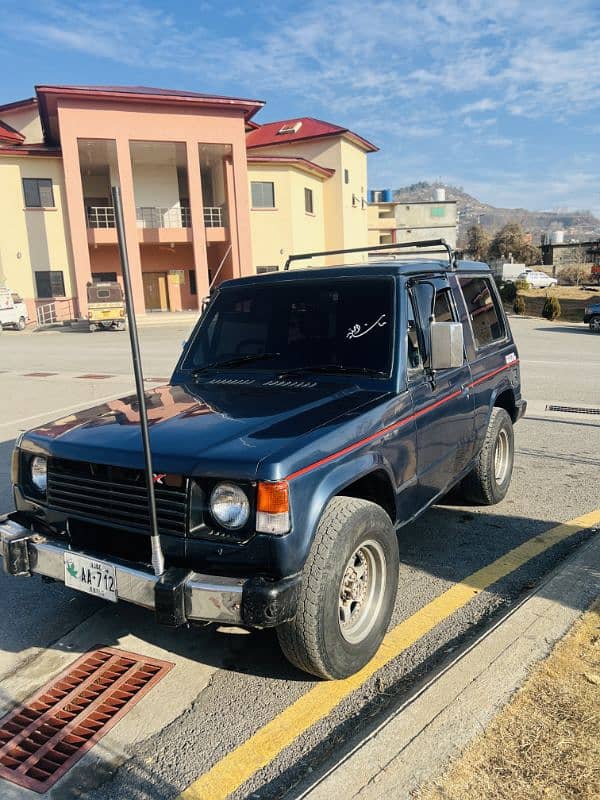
top-left (2, 0), bottom-right (599, 214)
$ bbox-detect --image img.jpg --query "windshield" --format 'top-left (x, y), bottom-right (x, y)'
top-left (183, 277), bottom-right (395, 378)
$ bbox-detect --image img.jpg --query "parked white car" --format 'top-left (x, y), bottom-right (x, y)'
top-left (508, 269), bottom-right (558, 289)
top-left (0, 287), bottom-right (29, 331)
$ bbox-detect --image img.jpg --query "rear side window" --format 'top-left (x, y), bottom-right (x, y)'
top-left (458, 277), bottom-right (505, 348)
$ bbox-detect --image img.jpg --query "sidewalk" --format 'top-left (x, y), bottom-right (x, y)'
top-left (29, 311), bottom-right (200, 333)
top-left (296, 533), bottom-right (600, 800)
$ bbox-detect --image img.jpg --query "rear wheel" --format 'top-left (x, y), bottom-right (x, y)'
top-left (89, 323), bottom-right (98, 332)
top-left (17, 316), bottom-right (26, 331)
top-left (277, 497), bottom-right (399, 679)
top-left (461, 407), bottom-right (514, 505)
top-left (589, 315), bottom-right (600, 333)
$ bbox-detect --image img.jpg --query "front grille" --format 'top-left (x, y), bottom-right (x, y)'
top-left (47, 458), bottom-right (187, 537)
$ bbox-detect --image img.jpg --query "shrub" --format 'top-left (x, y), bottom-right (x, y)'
top-left (501, 282), bottom-right (517, 302)
top-left (515, 279), bottom-right (530, 291)
top-left (542, 294), bottom-right (561, 320)
top-left (513, 295), bottom-right (526, 315)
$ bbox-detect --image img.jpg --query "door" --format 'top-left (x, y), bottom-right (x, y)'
top-left (406, 279), bottom-right (475, 506)
top-left (143, 273), bottom-right (169, 310)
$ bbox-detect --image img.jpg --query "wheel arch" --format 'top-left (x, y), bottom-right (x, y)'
top-left (491, 383), bottom-right (517, 422)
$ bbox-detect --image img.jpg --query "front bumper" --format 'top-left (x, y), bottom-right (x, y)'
top-left (0, 515), bottom-right (300, 628)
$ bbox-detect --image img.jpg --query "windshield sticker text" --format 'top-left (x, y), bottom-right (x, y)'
top-left (347, 314), bottom-right (387, 340)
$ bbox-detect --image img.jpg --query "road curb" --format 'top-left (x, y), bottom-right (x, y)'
top-left (294, 531), bottom-right (600, 800)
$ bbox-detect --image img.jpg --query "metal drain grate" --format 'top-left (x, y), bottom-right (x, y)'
top-left (545, 404), bottom-right (600, 415)
top-left (0, 647), bottom-right (173, 793)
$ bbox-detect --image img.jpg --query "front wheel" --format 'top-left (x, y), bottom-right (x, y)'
top-left (277, 497), bottom-right (399, 679)
top-left (589, 315), bottom-right (600, 333)
top-left (461, 407), bottom-right (514, 505)
top-left (17, 317), bottom-right (26, 331)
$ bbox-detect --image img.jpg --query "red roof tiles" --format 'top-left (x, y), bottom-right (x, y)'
top-left (0, 119), bottom-right (25, 144)
top-left (246, 117), bottom-right (378, 152)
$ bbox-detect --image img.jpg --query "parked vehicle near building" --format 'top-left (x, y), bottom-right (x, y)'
top-left (583, 301), bottom-right (600, 332)
top-left (1, 250), bottom-right (526, 679)
top-left (87, 281), bottom-right (126, 332)
top-left (0, 287), bottom-right (28, 331)
top-left (507, 269), bottom-right (557, 289)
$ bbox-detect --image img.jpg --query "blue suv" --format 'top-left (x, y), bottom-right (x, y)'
top-left (1, 257), bottom-right (525, 678)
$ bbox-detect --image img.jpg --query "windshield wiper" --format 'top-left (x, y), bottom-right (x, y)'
top-left (192, 352), bottom-right (281, 375)
top-left (278, 364), bottom-right (388, 378)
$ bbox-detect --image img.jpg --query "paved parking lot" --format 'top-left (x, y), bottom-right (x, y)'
top-left (0, 316), bottom-right (599, 799)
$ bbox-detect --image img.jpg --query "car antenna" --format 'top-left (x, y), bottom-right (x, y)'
top-left (111, 185), bottom-right (165, 577)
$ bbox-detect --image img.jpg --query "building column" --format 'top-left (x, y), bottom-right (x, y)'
top-left (60, 134), bottom-right (93, 317)
top-left (224, 158), bottom-right (240, 278)
top-left (229, 139), bottom-right (253, 276)
top-left (114, 138), bottom-right (145, 314)
top-left (185, 141), bottom-right (210, 301)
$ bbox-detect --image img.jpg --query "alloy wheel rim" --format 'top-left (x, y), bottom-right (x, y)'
top-left (494, 428), bottom-right (510, 483)
top-left (338, 539), bottom-right (386, 644)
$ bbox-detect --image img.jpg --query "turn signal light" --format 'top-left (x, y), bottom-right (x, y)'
top-left (256, 481), bottom-right (290, 535)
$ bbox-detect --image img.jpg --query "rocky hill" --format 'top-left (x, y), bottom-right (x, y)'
top-left (392, 182), bottom-right (600, 244)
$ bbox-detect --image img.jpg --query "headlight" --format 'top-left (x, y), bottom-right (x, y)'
top-left (209, 482), bottom-right (250, 529)
top-left (30, 456), bottom-right (47, 493)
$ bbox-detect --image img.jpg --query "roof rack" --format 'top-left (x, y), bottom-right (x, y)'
top-left (283, 239), bottom-right (456, 271)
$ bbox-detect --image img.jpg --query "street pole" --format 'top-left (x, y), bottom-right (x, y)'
top-left (111, 185), bottom-right (165, 577)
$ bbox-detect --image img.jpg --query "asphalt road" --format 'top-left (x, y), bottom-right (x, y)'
top-left (0, 316), bottom-right (599, 799)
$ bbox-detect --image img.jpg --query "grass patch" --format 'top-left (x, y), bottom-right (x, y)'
top-left (419, 599), bottom-right (600, 800)
top-left (505, 286), bottom-right (599, 322)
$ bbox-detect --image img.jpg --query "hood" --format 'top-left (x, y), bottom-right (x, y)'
top-left (23, 379), bottom-right (389, 478)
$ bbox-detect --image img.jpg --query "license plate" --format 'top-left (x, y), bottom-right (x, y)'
top-left (64, 553), bottom-right (117, 602)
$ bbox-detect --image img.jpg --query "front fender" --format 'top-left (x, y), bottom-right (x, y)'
top-left (276, 452), bottom-right (397, 576)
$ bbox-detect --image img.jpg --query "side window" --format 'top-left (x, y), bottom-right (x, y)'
top-left (406, 293), bottom-right (424, 374)
top-left (459, 277), bottom-right (505, 348)
top-left (433, 289), bottom-right (455, 322)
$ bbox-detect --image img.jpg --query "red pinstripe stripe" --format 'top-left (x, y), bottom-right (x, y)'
top-left (285, 359), bottom-right (519, 481)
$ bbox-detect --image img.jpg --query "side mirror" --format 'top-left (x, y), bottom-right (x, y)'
top-left (430, 322), bottom-right (464, 370)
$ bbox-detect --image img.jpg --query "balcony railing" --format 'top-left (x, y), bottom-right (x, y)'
top-left (204, 206), bottom-right (225, 227)
top-left (87, 206), bottom-right (115, 228)
top-left (86, 204), bottom-right (226, 230)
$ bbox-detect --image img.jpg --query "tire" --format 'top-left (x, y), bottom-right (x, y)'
top-left (89, 323), bottom-right (98, 332)
top-left (17, 316), bottom-right (26, 331)
top-left (589, 315), bottom-right (600, 333)
top-left (461, 407), bottom-right (514, 505)
top-left (277, 497), bottom-right (399, 679)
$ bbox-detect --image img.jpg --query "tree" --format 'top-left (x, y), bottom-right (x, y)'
top-left (488, 223), bottom-right (542, 266)
top-left (465, 224), bottom-right (491, 262)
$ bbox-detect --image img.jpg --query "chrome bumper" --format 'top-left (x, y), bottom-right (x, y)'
top-left (0, 518), bottom-right (244, 624)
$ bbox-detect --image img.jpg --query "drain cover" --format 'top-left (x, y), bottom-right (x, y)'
top-left (545, 404), bottom-right (600, 415)
top-left (0, 647), bottom-right (172, 793)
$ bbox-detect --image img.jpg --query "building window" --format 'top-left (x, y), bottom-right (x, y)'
top-left (35, 270), bottom-right (66, 298)
top-left (92, 272), bottom-right (117, 283)
top-left (251, 181), bottom-right (275, 208)
top-left (23, 178), bottom-right (55, 208)
top-left (344, 169), bottom-right (349, 184)
top-left (304, 187), bottom-right (314, 214)
top-left (256, 266), bottom-right (279, 274)
top-left (189, 270), bottom-right (197, 295)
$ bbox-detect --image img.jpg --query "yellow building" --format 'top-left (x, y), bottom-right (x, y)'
top-left (246, 118), bottom-right (378, 269)
top-left (368, 194), bottom-right (458, 255)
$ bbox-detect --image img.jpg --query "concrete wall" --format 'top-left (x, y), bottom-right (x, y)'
top-left (248, 164), bottom-right (327, 271)
top-left (132, 163), bottom-right (180, 212)
top-left (0, 154), bottom-right (76, 319)
top-left (1, 105), bottom-right (44, 144)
